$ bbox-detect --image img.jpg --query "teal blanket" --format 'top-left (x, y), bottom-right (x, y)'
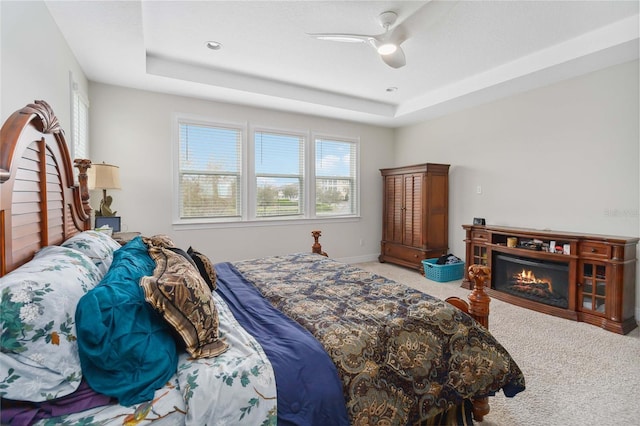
top-left (75, 237), bottom-right (178, 406)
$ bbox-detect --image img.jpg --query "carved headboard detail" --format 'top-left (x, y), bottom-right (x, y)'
top-left (0, 100), bottom-right (92, 276)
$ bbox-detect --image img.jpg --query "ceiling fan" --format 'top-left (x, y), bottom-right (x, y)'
top-left (308, 11), bottom-right (407, 69)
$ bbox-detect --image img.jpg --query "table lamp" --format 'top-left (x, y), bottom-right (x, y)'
top-left (88, 162), bottom-right (121, 216)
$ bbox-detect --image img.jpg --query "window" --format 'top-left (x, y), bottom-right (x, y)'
top-left (174, 116), bottom-right (359, 224)
top-left (71, 83), bottom-right (89, 161)
top-left (255, 131), bottom-right (305, 218)
top-left (315, 138), bottom-right (358, 216)
top-left (178, 121), bottom-right (242, 219)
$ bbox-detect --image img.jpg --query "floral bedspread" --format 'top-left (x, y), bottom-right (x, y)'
top-left (31, 292), bottom-right (276, 426)
top-left (176, 292), bottom-right (277, 425)
top-left (232, 253), bottom-right (526, 425)
top-left (1, 232), bottom-right (277, 426)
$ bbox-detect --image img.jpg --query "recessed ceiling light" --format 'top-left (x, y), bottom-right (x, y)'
top-left (386, 87), bottom-right (398, 92)
top-left (206, 41), bottom-right (222, 50)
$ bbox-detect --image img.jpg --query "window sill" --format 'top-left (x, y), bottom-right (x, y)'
top-left (172, 215), bottom-right (361, 230)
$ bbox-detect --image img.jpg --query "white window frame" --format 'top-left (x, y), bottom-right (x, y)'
top-left (313, 134), bottom-right (361, 218)
top-left (172, 114), bottom-right (247, 225)
top-left (172, 115), bottom-right (360, 228)
top-left (70, 73), bottom-right (90, 162)
top-left (252, 126), bottom-right (308, 220)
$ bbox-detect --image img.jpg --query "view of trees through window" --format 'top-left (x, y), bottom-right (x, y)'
top-left (178, 120), bottom-right (358, 221)
top-left (179, 123), bottom-right (242, 218)
top-left (180, 174), bottom-right (239, 218)
top-left (256, 178), bottom-right (301, 216)
top-left (255, 131), bottom-right (304, 217)
top-left (315, 139), bottom-right (356, 216)
top-left (316, 179), bottom-right (352, 214)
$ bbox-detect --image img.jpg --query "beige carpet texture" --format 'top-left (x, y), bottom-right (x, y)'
top-left (353, 261), bottom-right (640, 426)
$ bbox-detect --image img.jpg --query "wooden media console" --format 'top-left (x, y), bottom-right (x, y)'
top-left (462, 224), bottom-right (638, 334)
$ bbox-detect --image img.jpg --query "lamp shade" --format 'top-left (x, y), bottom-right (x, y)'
top-left (88, 163), bottom-right (121, 190)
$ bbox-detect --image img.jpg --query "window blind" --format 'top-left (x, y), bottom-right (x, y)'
top-left (315, 138), bottom-right (358, 216)
top-left (254, 131), bottom-right (305, 217)
top-left (178, 122), bottom-right (242, 218)
top-left (72, 91), bottom-right (89, 160)
top-left (174, 116), bottom-right (359, 223)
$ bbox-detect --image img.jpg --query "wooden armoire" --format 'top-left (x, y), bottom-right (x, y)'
top-left (379, 163), bottom-right (450, 270)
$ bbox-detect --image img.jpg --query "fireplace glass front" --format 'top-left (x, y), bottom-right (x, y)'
top-left (493, 253), bottom-right (569, 309)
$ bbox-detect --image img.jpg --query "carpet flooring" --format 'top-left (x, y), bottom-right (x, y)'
top-left (353, 261), bottom-right (640, 426)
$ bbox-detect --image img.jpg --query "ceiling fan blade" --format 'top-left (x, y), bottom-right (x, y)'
top-left (307, 33), bottom-right (375, 44)
top-left (397, 0), bottom-right (459, 34)
top-left (308, 14), bottom-right (408, 70)
top-left (381, 47), bottom-right (406, 68)
top-left (387, 24), bottom-right (409, 46)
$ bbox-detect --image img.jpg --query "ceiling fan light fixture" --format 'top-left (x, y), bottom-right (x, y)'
top-left (307, 10), bottom-right (406, 68)
top-left (377, 43), bottom-right (397, 55)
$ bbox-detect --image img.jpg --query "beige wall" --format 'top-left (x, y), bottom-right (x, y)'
top-left (1, 1), bottom-right (88, 131)
top-left (88, 83), bottom-right (394, 263)
top-left (395, 60), bottom-right (640, 318)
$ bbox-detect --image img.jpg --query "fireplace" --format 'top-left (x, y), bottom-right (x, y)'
top-left (493, 253), bottom-right (569, 309)
top-left (463, 224), bottom-right (638, 334)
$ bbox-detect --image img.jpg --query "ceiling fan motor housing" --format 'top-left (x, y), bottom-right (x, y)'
top-left (378, 11), bottom-right (398, 29)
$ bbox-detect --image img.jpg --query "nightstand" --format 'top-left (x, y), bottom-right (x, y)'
top-left (112, 232), bottom-right (141, 246)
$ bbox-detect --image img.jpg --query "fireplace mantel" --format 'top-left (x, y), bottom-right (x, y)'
top-left (462, 224), bottom-right (639, 334)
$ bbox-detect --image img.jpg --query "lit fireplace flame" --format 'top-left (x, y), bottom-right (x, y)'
top-left (514, 269), bottom-right (553, 293)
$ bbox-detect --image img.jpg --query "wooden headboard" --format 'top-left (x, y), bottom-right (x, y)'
top-left (0, 100), bottom-right (92, 276)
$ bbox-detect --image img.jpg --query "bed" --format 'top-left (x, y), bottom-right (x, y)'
top-left (0, 100), bottom-right (525, 425)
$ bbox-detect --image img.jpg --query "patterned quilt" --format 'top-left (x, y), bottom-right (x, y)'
top-left (232, 253), bottom-right (526, 425)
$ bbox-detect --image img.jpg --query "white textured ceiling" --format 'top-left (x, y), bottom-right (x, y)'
top-left (45, 0), bottom-right (639, 128)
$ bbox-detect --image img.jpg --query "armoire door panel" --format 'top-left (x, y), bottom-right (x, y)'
top-left (427, 175), bottom-right (447, 210)
top-left (427, 214), bottom-right (447, 247)
top-left (385, 175), bottom-right (404, 243)
top-left (403, 173), bottom-right (424, 248)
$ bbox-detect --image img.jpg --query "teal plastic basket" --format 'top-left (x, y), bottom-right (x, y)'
top-left (422, 258), bottom-right (464, 282)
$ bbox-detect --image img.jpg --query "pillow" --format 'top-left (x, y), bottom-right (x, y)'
top-left (61, 230), bottom-right (121, 276)
top-left (187, 247), bottom-right (217, 291)
top-left (140, 246), bottom-right (228, 359)
top-left (75, 236), bottom-right (178, 406)
top-left (0, 246), bottom-right (102, 402)
top-left (142, 234), bottom-right (175, 249)
top-left (167, 247), bottom-right (198, 270)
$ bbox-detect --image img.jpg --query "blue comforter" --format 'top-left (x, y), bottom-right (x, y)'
top-left (215, 262), bottom-right (349, 426)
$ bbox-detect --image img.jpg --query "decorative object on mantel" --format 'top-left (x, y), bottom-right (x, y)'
top-left (88, 162), bottom-right (121, 216)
